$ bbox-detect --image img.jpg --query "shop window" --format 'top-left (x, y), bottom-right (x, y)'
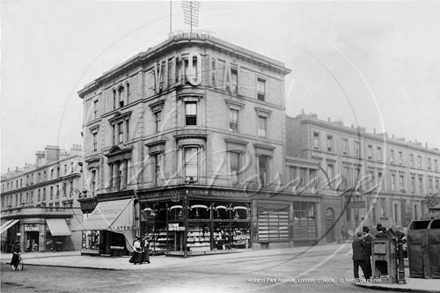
top-left (258, 207), bottom-right (289, 241)
top-left (184, 147), bottom-right (198, 182)
top-left (185, 102), bottom-right (197, 126)
top-left (292, 202), bottom-right (316, 241)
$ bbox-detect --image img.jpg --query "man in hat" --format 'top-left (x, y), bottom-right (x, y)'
top-left (352, 231), bottom-right (369, 280)
top-left (362, 226), bottom-right (373, 279)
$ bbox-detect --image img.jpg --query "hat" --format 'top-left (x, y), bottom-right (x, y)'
top-left (376, 223), bottom-right (382, 229)
top-left (356, 231), bottom-right (363, 237)
top-left (362, 226), bottom-right (369, 233)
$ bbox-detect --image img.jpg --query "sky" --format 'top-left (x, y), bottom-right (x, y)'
top-left (1, 0), bottom-right (440, 174)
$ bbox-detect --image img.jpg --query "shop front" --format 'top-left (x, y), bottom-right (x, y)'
top-left (24, 223), bottom-right (40, 252)
top-left (45, 218), bottom-right (72, 252)
top-left (74, 197), bottom-right (135, 256)
top-left (1, 219), bottom-right (20, 253)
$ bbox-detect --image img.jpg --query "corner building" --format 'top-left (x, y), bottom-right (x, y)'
top-left (79, 32), bottom-right (336, 256)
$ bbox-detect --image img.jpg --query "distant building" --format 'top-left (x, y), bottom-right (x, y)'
top-left (1, 145), bottom-right (83, 253)
top-left (286, 111), bottom-right (440, 234)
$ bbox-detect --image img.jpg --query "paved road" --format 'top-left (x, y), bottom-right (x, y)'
top-left (1, 245), bottom-right (371, 293)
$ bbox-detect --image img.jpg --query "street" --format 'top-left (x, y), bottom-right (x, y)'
top-left (1, 244), bottom-right (372, 293)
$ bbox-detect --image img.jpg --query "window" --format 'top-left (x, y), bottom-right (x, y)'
top-left (257, 78), bottom-right (266, 101)
top-left (368, 145), bottom-right (373, 159)
top-left (258, 155), bottom-right (270, 187)
top-left (435, 159), bottom-right (438, 171)
top-left (258, 116), bottom-right (267, 137)
top-left (418, 156), bottom-right (421, 168)
top-left (71, 162), bottom-right (74, 173)
top-left (343, 166), bottom-right (351, 187)
top-left (436, 179), bottom-right (439, 192)
top-left (155, 111), bottom-right (162, 133)
top-left (368, 171), bottom-right (375, 189)
top-left (57, 167), bottom-right (60, 178)
top-left (354, 141), bottom-right (360, 157)
top-left (63, 182), bottom-right (67, 197)
top-left (43, 188), bottom-right (46, 201)
top-left (400, 175), bottom-right (405, 191)
top-left (313, 132), bottom-right (320, 149)
top-left (231, 68), bottom-right (238, 94)
top-left (38, 189), bottom-right (41, 202)
top-left (126, 83), bottom-right (130, 104)
top-left (327, 165), bottom-right (334, 188)
top-left (118, 122), bottom-right (124, 143)
top-left (64, 165), bottom-right (67, 175)
top-left (378, 172), bottom-right (383, 189)
top-left (380, 198), bottom-right (386, 217)
top-left (44, 171), bottom-right (47, 179)
top-left (411, 177), bottom-right (415, 193)
top-left (428, 158), bottom-right (431, 170)
top-left (391, 174), bottom-right (395, 191)
top-left (56, 185), bottom-right (59, 198)
top-left (184, 147), bottom-right (198, 182)
top-left (229, 109), bottom-right (239, 133)
top-left (229, 152), bottom-right (241, 183)
top-left (113, 89), bottom-right (116, 110)
top-left (185, 102), bottom-right (197, 126)
top-left (112, 125), bottom-right (116, 145)
top-left (125, 119), bottom-right (130, 141)
top-left (399, 152), bottom-right (403, 165)
top-left (377, 147), bottom-right (382, 161)
top-left (327, 135), bottom-right (333, 152)
top-left (390, 150), bottom-right (394, 164)
top-left (410, 154), bottom-right (414, 167)
top-left (429, 178), bottom-right (433, 194)
top-left (419, 177), bottom-right (423, 193)
top-left (118, 87), bottom-right (125, 108)
top-left (50, 186), bottom-right (53, 200)
top-left (343, 139), bottom-right (348, 154)
top-left (93, 133), bottom-right (97, 152)
top-left (51, 169), bottom-right (54, 179)
top-left (153, 154), bottom-right (161, 184)
top-left (93, 100), bottom-right (98, 119)
top-left (91, 170), bottom-right (97, 196)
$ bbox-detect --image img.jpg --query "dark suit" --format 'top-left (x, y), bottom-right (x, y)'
top-left (363, 234), bottom-right (373, 279)
top-left (352, 237), bottom-right (369, 279)
top-left (376, 232), bottom-right (389, 239)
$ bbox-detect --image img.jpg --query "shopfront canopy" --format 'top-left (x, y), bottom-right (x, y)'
top-left (0, 219), bottom-right (19, 234)
top-left (46, 219), bottom-right (72, 236)
top-left (73, 198), bottom-right (135, 251)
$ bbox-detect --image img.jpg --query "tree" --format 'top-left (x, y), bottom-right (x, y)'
top-left (424, 193), bottom-right (440, 209)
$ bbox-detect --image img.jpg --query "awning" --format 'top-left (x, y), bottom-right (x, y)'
top-left (73, 198), bottom-right (135, 252)
top-left (0, 219), bottom-right (19, 234)
top-left (46, 219), bottom-right (72, 236)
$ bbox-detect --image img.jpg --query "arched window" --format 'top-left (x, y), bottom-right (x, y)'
top-left (118, 87), bottom-right (125, 108)
top-left (113, 89), bottom-right (117, 110)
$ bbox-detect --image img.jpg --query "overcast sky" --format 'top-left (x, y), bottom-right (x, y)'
top-left (2, 1), bottom-right (440, 174)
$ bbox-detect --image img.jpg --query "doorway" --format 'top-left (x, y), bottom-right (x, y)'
top-left (325, 208), bottom-right (336, 243)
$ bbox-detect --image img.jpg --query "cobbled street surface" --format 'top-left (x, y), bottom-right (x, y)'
top-left (1, 245), bottom-right (372, 293)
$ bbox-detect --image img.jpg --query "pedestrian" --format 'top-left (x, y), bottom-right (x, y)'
top-left (376, 227), bottom-right (388, 239)
top-left (362, 226), bottom-right (373, 279)
top-left (352, 231), bottom-right (369, 281)
top-left (141, 235), bottom-right (150, 264)
top-left (129, 237), bottom-right (143, 265)
top-left (10, 241), bottom-right (21, 270)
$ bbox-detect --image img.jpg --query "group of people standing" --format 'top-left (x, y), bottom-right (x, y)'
top-left (129, 236), bottom-right (150, 265)
top-left (352, 224), bottom-right (390, 280)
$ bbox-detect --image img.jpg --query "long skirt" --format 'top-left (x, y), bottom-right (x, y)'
top-left (131, 251), bottom-right (143, 264)
top-left (10, 253), bottom-right (20, 267)
top-left (142, 248), bottom-right (150, 263)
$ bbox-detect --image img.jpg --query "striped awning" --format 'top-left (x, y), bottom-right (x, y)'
top-left (46, 219), bottom-right (72, 236)
top-left (0, 219), bottom-right (19, 234)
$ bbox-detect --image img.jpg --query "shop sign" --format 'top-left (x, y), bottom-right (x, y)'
top-left (168, 223), bottom-right (185, 231)
top-left (25, 224), bottom-right (40, 232)
top-left (347, 201), bottom-right (366, 209)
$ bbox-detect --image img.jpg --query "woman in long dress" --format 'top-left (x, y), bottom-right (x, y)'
top-left (132, 237), bottom-right (143, 265)
top-left (10, 241), bottom-right (20, 269)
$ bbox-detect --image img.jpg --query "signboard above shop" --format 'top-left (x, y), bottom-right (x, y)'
top-left (24, 224), bottom-right (40, 232)
top-left (347, 201), bottom-right (366, 209)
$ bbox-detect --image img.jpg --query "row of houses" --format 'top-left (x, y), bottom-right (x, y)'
top-left (2, 32), bottom-right (439, 256)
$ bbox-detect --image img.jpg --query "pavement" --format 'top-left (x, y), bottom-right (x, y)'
top-left (1, 243), bottom-right (439, 293)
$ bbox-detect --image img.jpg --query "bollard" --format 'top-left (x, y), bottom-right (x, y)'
top-left (397, 238), bottom-right (407, 284)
